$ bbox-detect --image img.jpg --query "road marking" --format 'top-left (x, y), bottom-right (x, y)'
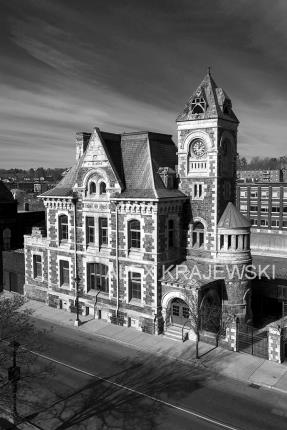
top-left (32, 350), bottom-right (242, 430)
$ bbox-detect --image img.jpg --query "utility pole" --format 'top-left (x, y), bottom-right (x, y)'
top-left (8, 340), bottom-right (20, 422)
top-left (73, 195), bottom-right (81, 327)
top-left (74, 275), bottom-right (81, 327)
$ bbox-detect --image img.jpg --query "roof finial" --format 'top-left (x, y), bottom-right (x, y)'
top-left (207, 65), bottom-right (211, 75)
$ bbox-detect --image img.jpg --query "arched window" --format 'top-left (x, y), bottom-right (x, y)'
top-left (59, 215), bottom-right (69, 242)
top-left (128, 220), bottom-right (141, 249)
top-left (3, 228), bottom-right (11, 250)
top-left (191, 97), bottom-right (206, 114)
top-left (89, 182), bottom-right (96, 194)
top-left (99, 182), bottom-right (106, 194)
top-left (192, 222), bottom-right (205, 248)
top-left (87, 263), bottom-right (109, 293)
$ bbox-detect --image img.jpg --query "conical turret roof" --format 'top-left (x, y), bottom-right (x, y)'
top-left (218, 202), bottom-right (250, 229)
top-left (177, 70), bottom-right (238, 123)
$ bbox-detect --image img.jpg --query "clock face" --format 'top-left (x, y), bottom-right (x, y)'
top-left (192, 140), bottom-right (207, 158)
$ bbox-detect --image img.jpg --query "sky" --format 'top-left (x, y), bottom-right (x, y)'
top-left (1, 0), bottom-right (287, 168)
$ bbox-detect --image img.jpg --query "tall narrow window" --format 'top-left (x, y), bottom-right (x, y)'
top-left (3, 228), bottom-right (11, 250)
top-left (192, 222), bottom-right (205, 248)
top-left (86, 217), bottom-right (95, 244)
top-left (33, 255), bottom-right (42, 278)
top-left (128, 220), bottom-right (141, 249)
top-left (59, 215), bottom-right (68, 242)
top-left (129, 272), bottom-right (141, 301)
top-left (220, 235), bottom-right (224, 249)
top-left (168, 219), bottom-right (174, 248)
top-left (87, 263), bottom-right (109, 293)
top-left (89, 182), bottom-right (96, 194)
top-left (59, 260), bottom-right (70, 286)
top-left (99, 217), bottom-right (108, 246)
top-left (99, 182), bottom-right (106, 194)
top-left (228, 235), bottom-right (232, 249)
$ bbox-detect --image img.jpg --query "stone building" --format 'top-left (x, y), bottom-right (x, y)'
top-left (24, 72), bottom-right (252, 339)
top-left (0, 181), bottom-right (45, 293)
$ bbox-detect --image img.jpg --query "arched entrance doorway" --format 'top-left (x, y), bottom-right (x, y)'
top-left (170, 298), bottom-right (190, 326)
top-left (200, 288), bottom-right (221, 333)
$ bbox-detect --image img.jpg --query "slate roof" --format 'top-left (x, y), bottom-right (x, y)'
top-left (0, 181), bottom-right (14, 202)
top-left (177, 71), bottom-right (239, 123)
top-left (41, 155), bottom-right (84, 197)
top-left (218, 202), bottom-right (250, 229)
top-left (42, 130), bottom-right (186, 200)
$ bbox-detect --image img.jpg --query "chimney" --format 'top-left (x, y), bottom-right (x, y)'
top-left (76, 132), bottom-right (91, 160)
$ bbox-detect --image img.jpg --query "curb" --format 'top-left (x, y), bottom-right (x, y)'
top-left (31, 312), bottom-right (287, 394)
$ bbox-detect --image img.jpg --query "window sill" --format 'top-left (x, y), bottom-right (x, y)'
top-left (87, 289), bottom-right (109, 296)
top-left (59, 240), bottom-right (70, 246)
top-left (128, 249), bottom-right (143, 259)
top-left (129, 299), bottom-right (142, 306)
top-left (60, 283), bottom-right (70, 288)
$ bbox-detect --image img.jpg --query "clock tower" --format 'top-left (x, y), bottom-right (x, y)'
top-left (176, 70), bottom-right (239, 261)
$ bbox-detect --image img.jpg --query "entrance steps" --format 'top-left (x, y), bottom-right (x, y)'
top-left (164, 325), bottom-right (183, 342)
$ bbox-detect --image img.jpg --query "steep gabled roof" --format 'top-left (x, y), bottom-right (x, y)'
top-left (41, 129), bottom-right (186, 200)
top-left (218, 202), bottom-right (250, 229)
top-left (41, 155), bottom-right (84, 198)
top-left (0, 181), bottom-right (14, 202)
top-left (177, 71), bottom-right (239, 123)
top-left (118, 131), bottom-right (185, 199)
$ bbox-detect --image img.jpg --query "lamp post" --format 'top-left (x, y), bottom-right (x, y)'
top-left (8, 340), bottom-right (20, 422)
top-left (74, 274), bottom-right (81, 327)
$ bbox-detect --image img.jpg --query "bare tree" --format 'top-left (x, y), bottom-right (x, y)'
top-left (180, 286), bottom-right (224, 359)
top-left (0, 293), bottom-right (52, 423)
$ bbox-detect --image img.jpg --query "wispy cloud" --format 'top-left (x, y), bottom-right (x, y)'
top-left (0, 0), bottom-right (287, 167)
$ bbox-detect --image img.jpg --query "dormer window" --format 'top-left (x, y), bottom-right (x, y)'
top-left (191, 97), bottom-right (206, 114)
top-left (89, 182), bottom-right (96, 194)
top-left (99, 182), bottom-right (106, 194)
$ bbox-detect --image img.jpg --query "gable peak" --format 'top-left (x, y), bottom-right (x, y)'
top-left (176, 70), bottom-right (238, 123)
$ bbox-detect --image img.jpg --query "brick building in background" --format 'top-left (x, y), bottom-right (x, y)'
top-left (24, 72), bottom-right (252, 341)
top-left (0, 181), bottom-right (45, 294)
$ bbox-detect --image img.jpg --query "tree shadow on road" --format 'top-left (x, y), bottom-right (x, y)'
top-left (26, 353), bottom-right (211, 430)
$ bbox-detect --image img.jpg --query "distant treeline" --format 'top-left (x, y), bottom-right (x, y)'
top-left (0, 167), bottom-right (66, 181)
top-left (237, 155), bottom-right (287, 171)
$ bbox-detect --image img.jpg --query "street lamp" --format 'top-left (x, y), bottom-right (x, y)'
top-left (8, 340), bottom-right (20, 422)
top-left (74, 275), bottom-right (81, 327)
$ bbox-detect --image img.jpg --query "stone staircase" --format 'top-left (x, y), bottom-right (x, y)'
top-left (164, 324), bottom-right (183, 342)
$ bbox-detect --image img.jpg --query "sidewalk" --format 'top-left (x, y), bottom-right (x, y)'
top-left (25, 299), bottom-right (287, 395)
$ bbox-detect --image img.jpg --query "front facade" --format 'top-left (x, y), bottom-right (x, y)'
top-left (24, 72), bottom-right (252, 337)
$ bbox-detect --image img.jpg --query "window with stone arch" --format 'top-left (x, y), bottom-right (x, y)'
top-left (99, 181), bottom-right (106, 195)
top-left (89, 181), bottom-right (96, 194)
top-left (192, 222), bottom-right (205, 248)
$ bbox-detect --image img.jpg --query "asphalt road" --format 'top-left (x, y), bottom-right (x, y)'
top-left (14, 318), bottom-right (287, 429)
